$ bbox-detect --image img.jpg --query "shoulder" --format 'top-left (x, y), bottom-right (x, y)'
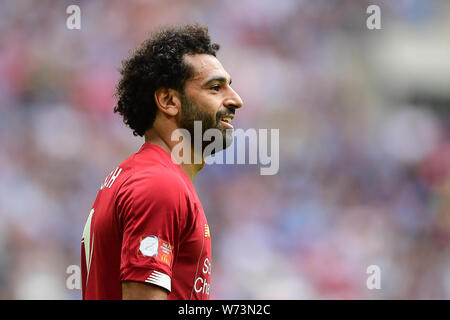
top-left (127, 165), bottom-right (187, 194)
top-left (117, 165), bottom-right (190, 210)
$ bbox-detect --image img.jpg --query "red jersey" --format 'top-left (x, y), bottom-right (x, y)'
top-left (81, 142), bottom-right (211, 300)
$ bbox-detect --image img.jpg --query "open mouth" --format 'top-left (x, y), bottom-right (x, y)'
top-left (219, 115), bottom-right (234, 129)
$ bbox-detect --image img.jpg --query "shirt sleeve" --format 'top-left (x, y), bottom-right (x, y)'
top-left (116, 169), bottom-right (188, 292)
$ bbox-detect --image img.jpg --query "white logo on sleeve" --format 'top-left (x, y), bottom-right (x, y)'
top-left (140, 236), bottom-right (159, 257)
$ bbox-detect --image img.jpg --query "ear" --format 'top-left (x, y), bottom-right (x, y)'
top-left (154, 87), bottom-right (181, 117)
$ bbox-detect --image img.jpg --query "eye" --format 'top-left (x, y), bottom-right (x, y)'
top-left (210, 85), bottom-right (221, 91)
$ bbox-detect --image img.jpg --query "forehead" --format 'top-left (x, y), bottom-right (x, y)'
top-left (184, 54), bottom-right (230, 83)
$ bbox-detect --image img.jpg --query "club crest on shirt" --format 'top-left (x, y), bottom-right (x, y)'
top-left (139, 236), bottom-right (159, 257)
top-left (139, 235), bottom-right (173, 267)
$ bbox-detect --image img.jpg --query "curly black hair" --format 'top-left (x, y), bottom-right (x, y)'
top-left (114, 24), bottom-right (220, 137)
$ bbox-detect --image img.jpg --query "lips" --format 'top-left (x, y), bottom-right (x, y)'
top-left (219, 114), bottom-right (234, 129)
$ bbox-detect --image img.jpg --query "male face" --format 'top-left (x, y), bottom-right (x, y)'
top-left (178, 54), bottom-right (243, 154)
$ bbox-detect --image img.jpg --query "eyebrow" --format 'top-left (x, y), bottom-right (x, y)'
top-left (202, 76), bottom-right (232, 87)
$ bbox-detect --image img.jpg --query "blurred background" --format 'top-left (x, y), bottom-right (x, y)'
top-left (0, 0), bottom-right (449, 299)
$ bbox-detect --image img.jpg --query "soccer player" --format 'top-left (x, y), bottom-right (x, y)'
top-left (81, 24), bottom-right (243, 300)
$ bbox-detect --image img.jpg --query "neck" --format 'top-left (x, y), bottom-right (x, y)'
top-left (144, 129), bottom-right (204, 181)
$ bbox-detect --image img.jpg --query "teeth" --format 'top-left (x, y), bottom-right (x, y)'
top-left (222, 117), bottom-right (231, 123)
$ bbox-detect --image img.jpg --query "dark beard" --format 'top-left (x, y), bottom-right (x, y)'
top-left (178, 94), bottom-right (232, 155)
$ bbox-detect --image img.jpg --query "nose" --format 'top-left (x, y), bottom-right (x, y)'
top-left (225, 87), bottom-right (243, 110)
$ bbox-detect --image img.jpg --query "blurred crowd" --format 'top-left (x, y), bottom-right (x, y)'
top-left (0, 0), bottom-right (450, 299)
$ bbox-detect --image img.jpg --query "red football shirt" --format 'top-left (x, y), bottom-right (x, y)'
top-left (81, 142), bottom-right (211, 300)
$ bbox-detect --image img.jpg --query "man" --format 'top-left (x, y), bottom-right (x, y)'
top-left (81, 24), bottom-right (243, 300)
